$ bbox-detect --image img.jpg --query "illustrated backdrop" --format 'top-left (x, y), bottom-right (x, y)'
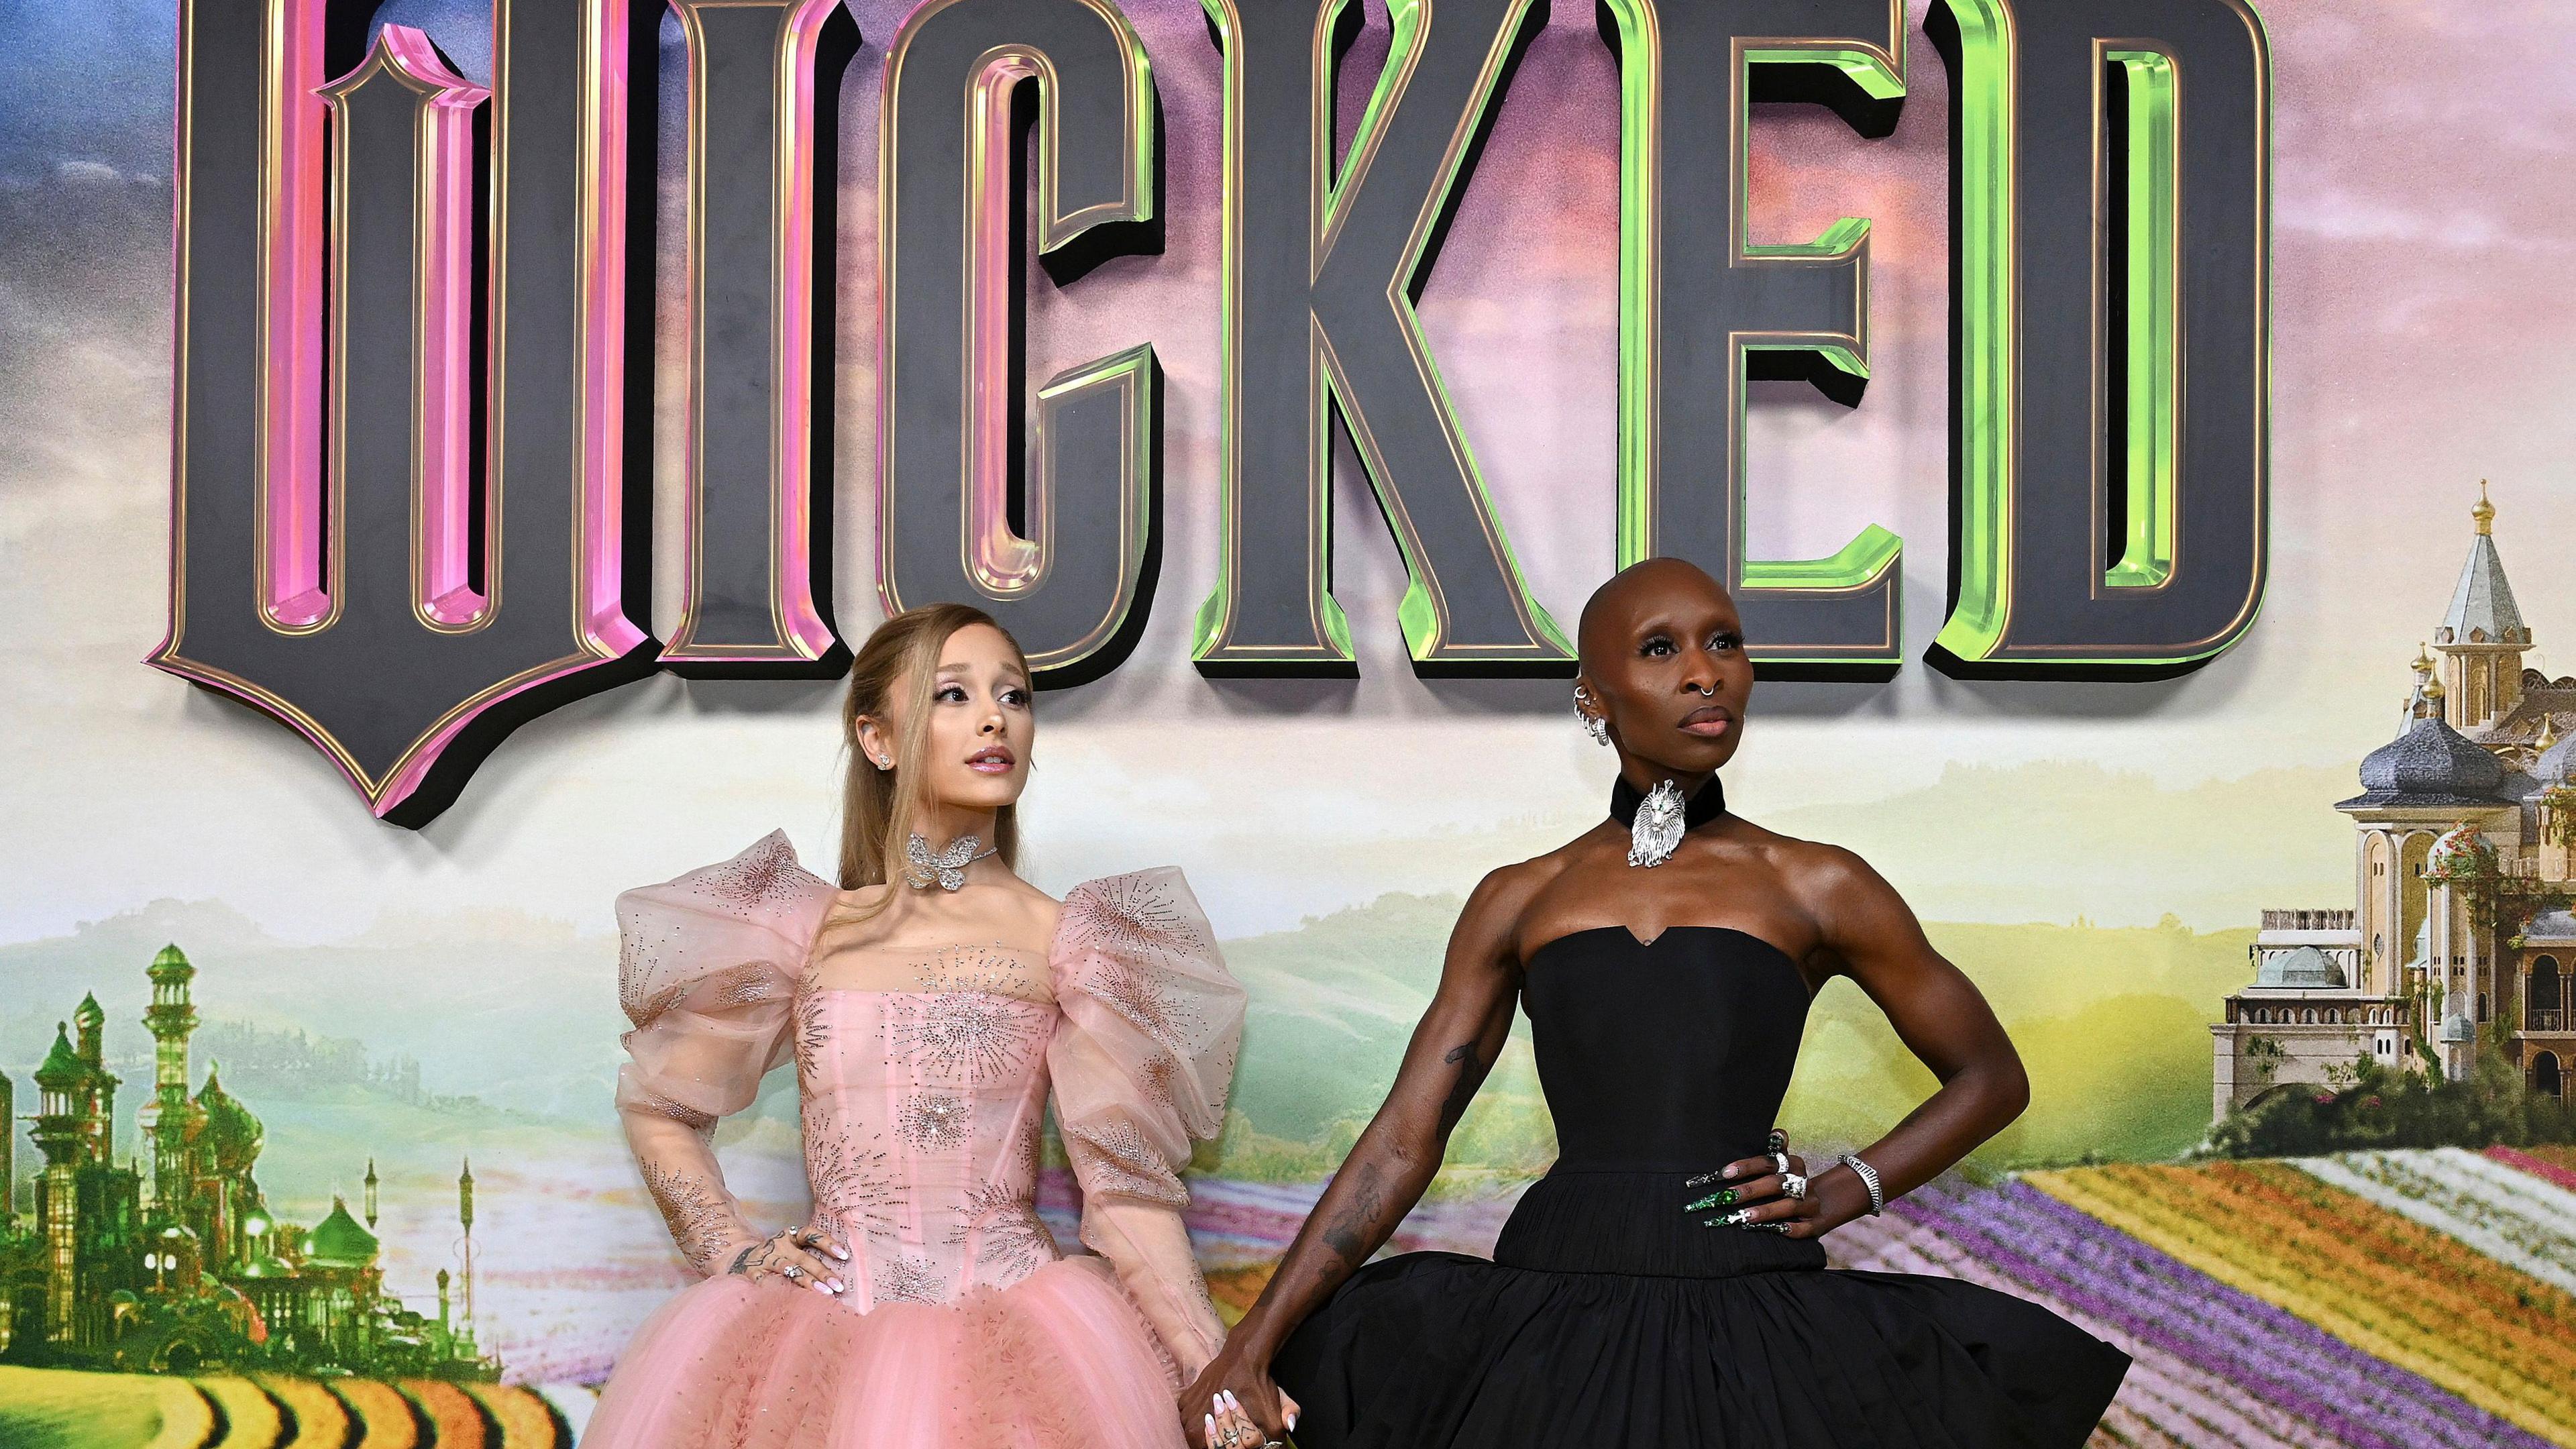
top-left (7, 0), bottom-right (2576, 1442)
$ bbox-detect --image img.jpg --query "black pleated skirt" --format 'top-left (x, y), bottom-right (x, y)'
top-left (1271, 1170), bottom-right (2129, 1448)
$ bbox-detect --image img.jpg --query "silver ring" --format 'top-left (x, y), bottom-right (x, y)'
top-left (1780, 1171), bottom-right (1808, 1200)
top-left (780, 1263), bottom-right (802, 1280)
top-left (1220, 1430), bottom-right (1242, 1448)
top-left (1771, 1150), bottom-right (1790, 1177)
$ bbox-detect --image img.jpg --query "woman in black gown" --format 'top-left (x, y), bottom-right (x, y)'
top-left (1178, 558), bottom-right (2130, 1448)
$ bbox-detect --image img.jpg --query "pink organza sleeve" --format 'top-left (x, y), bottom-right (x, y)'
top-left (613, 830), bottom-right (837, 1277)
top-left (1046, 869), bottom-right (1248, 1381)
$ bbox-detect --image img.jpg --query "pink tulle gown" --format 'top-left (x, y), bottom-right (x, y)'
top-left (583, 833), bottom-right (1247, 1448)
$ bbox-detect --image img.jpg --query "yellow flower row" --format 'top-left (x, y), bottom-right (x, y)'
top-left (2028, 1161), bottom-right (2576, 1448)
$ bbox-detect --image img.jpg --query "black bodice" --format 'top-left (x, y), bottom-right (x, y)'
top-left (1519, 925), bottom-right (1811, 1173)
top-left (1489, 924), bottom-right (1823, 1279)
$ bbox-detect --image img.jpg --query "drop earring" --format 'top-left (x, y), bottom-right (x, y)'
top-left (1573, 686), bottom-right (1610, 747)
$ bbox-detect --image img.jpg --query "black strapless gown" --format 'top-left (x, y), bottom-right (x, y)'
top-left (1271, 926), bottom-right (2130, 1448)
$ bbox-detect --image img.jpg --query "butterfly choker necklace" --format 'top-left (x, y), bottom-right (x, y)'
top-left (1609, 775), bottom-right (1725, 869)
top-left (904, 833), bottom-right (996, 891)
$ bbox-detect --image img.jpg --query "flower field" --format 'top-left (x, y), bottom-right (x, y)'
top-left (0, 1367), bottom-right (587, 1449)
top-left (8, 1150), bottom-right (2573, 1447)
top-left (1191, 1149), bottom-right (2576, 1448)
top-left (2025, 1159), bottom-right (2576, 1444)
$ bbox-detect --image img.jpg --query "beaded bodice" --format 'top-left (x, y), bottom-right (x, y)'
top-left (790, 941), bottom-right (1064, 1307)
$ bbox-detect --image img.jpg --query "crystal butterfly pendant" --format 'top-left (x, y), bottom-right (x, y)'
top-left (904, 833), bottom-right (992, 891)
top-left (1627, 778), bottom-right (1686, 868)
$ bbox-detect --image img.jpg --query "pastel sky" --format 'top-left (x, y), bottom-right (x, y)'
top-left (6, 0), bottom-right (2575, 951)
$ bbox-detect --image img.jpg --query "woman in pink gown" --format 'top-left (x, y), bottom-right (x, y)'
top-left (584, 604), bottom-right (1273, 1449)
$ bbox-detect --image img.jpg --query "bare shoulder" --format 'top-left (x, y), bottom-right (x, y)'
top-left (838, 881), bottom-right (898, 914)
top-left (1472, 843), bottom-right (1578, 918)
top-left (1453, 841), bottom-right (1585, 961)
top-left (1734, 822), bottom-right (1908, 928)
top-left (998, 875), bottom-right (1064, 931)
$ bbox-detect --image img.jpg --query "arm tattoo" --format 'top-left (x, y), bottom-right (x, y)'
top-left (1320, 1161), bottom-right (1389, 1269)
top-left (1435, 1040), bottom-right (1493, 1138)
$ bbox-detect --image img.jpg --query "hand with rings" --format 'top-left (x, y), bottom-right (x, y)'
top-left (728, 1223), bottom-right (852, 1297)
top-left (1678, 1128), bottom-right (1870, 1239)
top-left (1179, 1348), bottom-right (1299, 1447)
top-left (1203, 1389), bottom-right (1283, 1449)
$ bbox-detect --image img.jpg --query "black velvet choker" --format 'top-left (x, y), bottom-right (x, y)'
top-left (1609, 775), bottom-right (1726, 830)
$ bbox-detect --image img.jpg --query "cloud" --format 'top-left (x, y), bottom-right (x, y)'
top-left (52, 158), bottom-right (139, 186)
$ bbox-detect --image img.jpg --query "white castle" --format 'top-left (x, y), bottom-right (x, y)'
top-left (2212, 486), bottom-right (2576, 1120)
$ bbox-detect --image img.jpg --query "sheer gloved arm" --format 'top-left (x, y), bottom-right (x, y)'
top-left (613, 833), bottom-right (837, 1276)
top-left (1049, 870), bottom-right (1248, 1381)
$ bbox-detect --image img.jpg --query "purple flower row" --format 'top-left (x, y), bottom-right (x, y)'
top-left (1892, 1181), bottom-right (2551, 1449)
top-left (1835, 1210), bottom-right (2331, 1448)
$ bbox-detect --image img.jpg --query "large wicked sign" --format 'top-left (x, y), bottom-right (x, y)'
top-left (150, 0), bottom-right (2271, 826)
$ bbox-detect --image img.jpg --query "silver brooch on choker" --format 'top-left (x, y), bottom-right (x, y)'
top-left (1627, 779), bottom-right (1687, 868)
top-left (904, 833), bottom-right (996, 891)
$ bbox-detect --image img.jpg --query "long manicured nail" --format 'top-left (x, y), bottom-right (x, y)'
top-left (1683, 1188), bottom-right (1737, 1212)
top-left (1755, 1222), bottom-right (1790, 1234)
top-left (1684, 1169), bottom-right (1721, 1187)
top-left (826, 1278), bottom-right (845, 1294)
top-left (1720, 1208), bottom-right (1755, 1227)
top-left (808, 1279), bottom-right (833, 1296)
top-left (1205, 1413), bottom-right (1218, 1447)
top-left (1286, 1411), bottom-right (1299, 1430)
top-left (1723, 1163), bottom-right (1743, 1179)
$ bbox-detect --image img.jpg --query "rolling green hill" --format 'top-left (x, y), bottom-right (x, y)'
top-left (2, 885), bottom-right (2262, 1202)
top-left (1213, 898), bottom-right (2257, 1175)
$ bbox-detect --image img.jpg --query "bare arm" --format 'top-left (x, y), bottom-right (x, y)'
top-left (1725, 846), bottom-right (2028, 1236)
top-left (1176, 865), bottom-right (1534, 1438)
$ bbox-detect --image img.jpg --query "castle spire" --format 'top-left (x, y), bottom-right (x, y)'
top-left (72, 994), bottom-right (105, 1067)
top-left (144, 944), bottom-right (202, 1216)
top-left (458, 1156), bottom-right (478, 1338)
top-left (2404, 643), bottom-right (2438, 724)
top-left (2432, 482), bottom-right (2531, 732)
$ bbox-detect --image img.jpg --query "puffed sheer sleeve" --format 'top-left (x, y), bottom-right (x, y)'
top-left (614, 831), bottom-right (838, 1277)
top-left (1046, 869), bottom-right (1248, 1380)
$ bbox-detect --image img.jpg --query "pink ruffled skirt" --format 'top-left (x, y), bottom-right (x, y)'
top-left (583, 1257), bottom-right (1188, 1448)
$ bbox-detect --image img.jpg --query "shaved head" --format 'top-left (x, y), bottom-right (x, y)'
top-left (1577, 557), bottom-right (1731, 672)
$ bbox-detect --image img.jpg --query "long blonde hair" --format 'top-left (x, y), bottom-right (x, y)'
top-left (837, 604), bottom-right (1028, 902)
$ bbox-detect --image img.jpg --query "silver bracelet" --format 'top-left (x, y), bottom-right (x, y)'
top-left (1837, 1153), bottom-right (1886, 1215)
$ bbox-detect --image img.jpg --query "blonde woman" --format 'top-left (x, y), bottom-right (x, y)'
top-left (586, 604), bottom-right (1283, 1449)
